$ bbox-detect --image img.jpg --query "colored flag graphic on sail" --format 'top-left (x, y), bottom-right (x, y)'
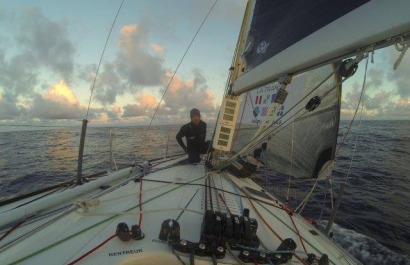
top-left (277, 105), bottom-right (284, 116)
top-left (261, 107), bottom-right (268, 116)
top-left (255, 95), bottom-right (262, 105)
top-left (255, 93), bottom-right (278, 105)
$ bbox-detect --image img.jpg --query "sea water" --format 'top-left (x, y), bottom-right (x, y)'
top-left (0, 120), bottom-right (409, 264)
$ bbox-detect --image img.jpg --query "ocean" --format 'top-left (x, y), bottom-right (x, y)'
top-left (0, 120), bottom-right (409, 264)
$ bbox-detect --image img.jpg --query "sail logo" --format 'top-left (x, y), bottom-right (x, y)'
top-left (256, 41), bottom-right (269, 54)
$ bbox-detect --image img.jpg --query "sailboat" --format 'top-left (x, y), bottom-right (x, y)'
top-left (1, 0), bottom-right (409, 264)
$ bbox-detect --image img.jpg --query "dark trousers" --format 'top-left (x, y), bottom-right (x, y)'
top-left (188, 140), bottom-right (211, 163)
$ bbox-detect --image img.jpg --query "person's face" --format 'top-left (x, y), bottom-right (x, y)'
top-left (191, 115), bottom-right (200, 125)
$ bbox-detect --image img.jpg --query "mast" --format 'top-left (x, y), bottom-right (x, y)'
top-left (211, 1), bottom-right (255, 160)
top-left (227, 0), bottom-right (255, 90)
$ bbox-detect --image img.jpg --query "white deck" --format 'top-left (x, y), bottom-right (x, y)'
top-left (0, 157), bottom-right (361, 265)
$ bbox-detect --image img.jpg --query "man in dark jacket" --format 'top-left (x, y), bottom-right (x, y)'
top-left (176, 108), bottom-right (210, 163)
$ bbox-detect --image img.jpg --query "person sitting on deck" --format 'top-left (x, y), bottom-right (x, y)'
top-left (176, 108), bottom-right (211, 164)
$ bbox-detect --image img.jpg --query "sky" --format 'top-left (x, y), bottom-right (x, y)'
top-left (0, 0), bottom-right (409, 128)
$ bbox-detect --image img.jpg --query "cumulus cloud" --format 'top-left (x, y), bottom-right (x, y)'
top-left (93, 24), bottom-right (164, 105)
top-left (123, 91), bottom-right (159, 118)
top-left (17, 7), bottom-right (75, 80)
top-left (29, 80), bottom-right (85, 119)
top-left (0, 8), bottom-right (77, 121)
top-left (387, 47), bottom-right (410, 100)
top-left (158, 69), bottom-right (218, 122)
top-left (121, 69), bottom-right (218, 123)
top-left (341, 54), bottom-right (410, 120)
top-left (150, 43), bottom-right (165, 55)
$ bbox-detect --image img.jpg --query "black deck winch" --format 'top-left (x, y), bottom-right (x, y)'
top-left (159, 208), bottom-right (261, 261)
top-left (271, 238), bottom-right (297, 264)
top-left (116, 222), bottom-right (131, 241)
top-left (158, 219), bottom-right (180, 241)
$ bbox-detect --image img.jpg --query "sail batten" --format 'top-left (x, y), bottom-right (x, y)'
top-left (232, 0), bottom-right (410, 95)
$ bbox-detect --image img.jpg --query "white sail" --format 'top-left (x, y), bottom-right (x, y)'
top-left (232, 0), bottom-right (410, 94)
top-left (232, 64), bottom-right (341, 179)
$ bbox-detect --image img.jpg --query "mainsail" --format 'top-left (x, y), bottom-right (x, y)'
top-left (232, 0), bottom-right (410, 94)
top-left (233, 64), bottom-right (341, 179)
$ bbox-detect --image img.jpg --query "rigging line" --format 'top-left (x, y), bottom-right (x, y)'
top-left (0, 220), bottom-right (24, 242)
top-left (208, 177), bottom-right (214, 210)
top-left (222, 172), bottom-right (244, 214)
top-left (138, 176), bottom-right (144, 227)
top-left (255, 202), bottom-right (338, 265)
top-left (295, 179), bottom-right (319, 213)
top-left (140, 177), bottom-right (285, 211)
top-left (288, 213), bottom-right (307, 252)
top-left (242, 189), bottom-right (309, 265)
top-left (232, 66), bottom-right (350, 173)
top-left (221, 66), bottom-right (340, 168)
top-left (77, 208), bottom-right (203, 217)
top-left (204, 177), bottom-right (208, 210)
top-left (85, 0), bottom-right (125, 120)
top-left (210, 174), bottom-right (221, 211)
top-left (335, 64), bottom-right (368, 158)
top-left (176, 188), bottom-right (200, 221)
top-left (67, 234), bottom-right (116, 265)
top-left (318, 191), bottom-right (327, 221)
top-left (8, 175), bottom-right (206, 265)
top-left (343, 56), bottom-right (369, 185)
top-left (148, 0), bottom-right (218, 127)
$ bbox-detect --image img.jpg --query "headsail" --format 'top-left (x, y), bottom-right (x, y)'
top-left (232, 0), bottom-right (410, 94)
top-left (233, 64), bottom-right (341, 179)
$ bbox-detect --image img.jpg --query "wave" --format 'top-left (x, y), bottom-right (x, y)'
top-left (317, 221), bottom-right (410, 265)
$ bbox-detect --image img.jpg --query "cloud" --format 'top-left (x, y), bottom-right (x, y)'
top-left (117, 24), bottom-right (164, 86)
top-left (122, 91), bottom-right (159, 118)
top-left (340, 47), bottom-right (410, 120)
top-left (17, 7), bottom-right (75, 80)
top-left (29, 80), bottom-right (85, 119)
top-left (150, 43), bottom-right (165, 55)
top-left (93, 63), bottom-right (125, 105)
top-left (121, 69), bottom-right (218, 124)
top-left (157, 69), bottom-right (218, 122)
top-left (387, 46), bottom-right (410, 99)
top-left (93, 24), bottom-right (164, 105)
top-left (0, 7), bottom-right (77, 120)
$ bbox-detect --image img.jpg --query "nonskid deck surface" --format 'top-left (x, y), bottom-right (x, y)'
top-left (0, 157), bottom-right (360, 265)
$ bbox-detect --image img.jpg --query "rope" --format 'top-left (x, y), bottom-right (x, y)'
top-left (0, 221), bottom-right (24, 241)
top-left (67, 234), bottom-right (116, 265)
top-left (223, 173), bottom-right (244, 214)
top-left (244, 192), bottom-right (309, 265)
top-left (169, 241), bottom-right (187, 265)
top-left (138, 176), bottom-right (143, 227)
top-left (219, 64), bottom-right (346, 170)
top-left (218, 194), bottom-right (232, 216)
top-left (342, 56), bottom-right (369, 185)
top-left (288, 213), bottom-right (307, 252)
top-left (85, 0), bottom-right (125, 119)
top-left (295, 179), bottom-right (319, 213)
top-left (77, 208), bottom-right (203, 217)
top-left (148, 0), bottom-right (218, 127)
top-left (318, 191), bottom-right (327, 221)
top-left (255, 201), bottom-right (338, 265)
top-left (8, 175), bottom-right (206, 265)
top-left (176, 188), bottom-right (200, 221)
